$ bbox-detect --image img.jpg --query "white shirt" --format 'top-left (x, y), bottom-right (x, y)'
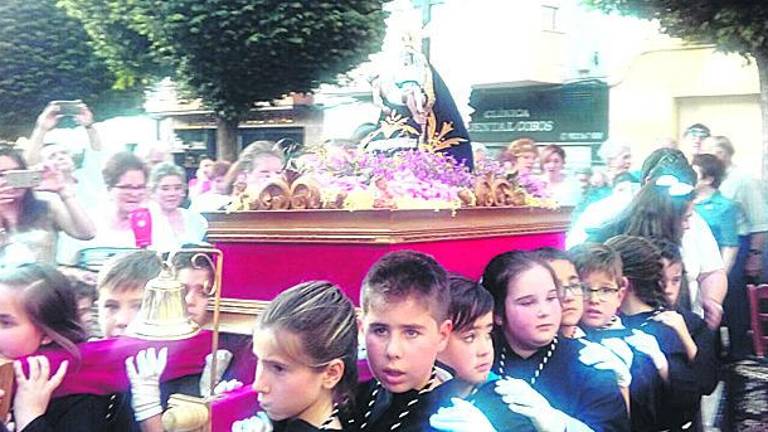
top-left (545, 175), bottom-right (583, 207)
top-left (719, 165), bottom-right (768, 235)
top-left (149, 203), bottom-right (208, 253)
top-left (681, 212), bottom-right (724, 316)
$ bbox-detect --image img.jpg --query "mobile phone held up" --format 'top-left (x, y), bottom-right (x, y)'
top-left (3, 170), bottom-right (43, 189)
top-left (51, 100), bottom-right (83, 116)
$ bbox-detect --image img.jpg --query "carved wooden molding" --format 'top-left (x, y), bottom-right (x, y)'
top-left (205, 207), bottom-right (572, 244)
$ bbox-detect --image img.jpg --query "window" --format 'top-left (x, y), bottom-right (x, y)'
top-left (541, 5), bottom-right (559, 32)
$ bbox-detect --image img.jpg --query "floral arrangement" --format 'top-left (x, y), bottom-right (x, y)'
top-left (228, 148), bottom-right (557, 211)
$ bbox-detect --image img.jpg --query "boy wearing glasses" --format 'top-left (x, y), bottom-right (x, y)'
top-left (570, 243), bottom-right (666, 431)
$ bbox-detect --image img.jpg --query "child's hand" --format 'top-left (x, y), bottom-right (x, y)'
top-left (13, 357), bottom-right (69, 432)
top-left (495, 379), bottom-right (592, 432)
top-left (625, 330), bottom-right (668, 374)
top-left (125, 347), bottom-right (168, 422)
top-left (577, 339), bottom-right (632, 388)
top-left (213, 379), bottom-right (243, 395)
top-left (652, 311), bottom-right (686, 333)
top-left (653, 311), bottom-right (699, 362)
top-left (430, 398), bottom-right (496, 432)
top-left (231, 411), bottom-right (272, 432)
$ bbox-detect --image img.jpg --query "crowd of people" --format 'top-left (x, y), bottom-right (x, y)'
top-left (0, 99), bottom-right (764, 432)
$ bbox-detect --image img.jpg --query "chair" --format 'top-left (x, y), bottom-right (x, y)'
top-left (746, 284), bottom-right (768, 357)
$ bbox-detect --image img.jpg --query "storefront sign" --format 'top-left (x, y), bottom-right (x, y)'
top-left (468, 80), bottom-right (609, 143)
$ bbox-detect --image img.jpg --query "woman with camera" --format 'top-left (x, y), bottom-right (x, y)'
top-left (0, 144), bottom-right (95, 267)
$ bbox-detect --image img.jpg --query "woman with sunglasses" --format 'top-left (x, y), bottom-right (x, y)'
top-left (0, 145), bottom-right (94, 266)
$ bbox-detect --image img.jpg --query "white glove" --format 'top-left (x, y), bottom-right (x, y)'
top-left (624, 329), bottom-right (668, 373)
top-left (231, 411), bottom-right (273, 432)
top-left (429, 398), bottom-right (496, 432)
top-left (578, 339), bottom-right (632, 388)
top-left (125, 347), bottom-right (168, 422)
top-left (214, 379), bottom-right (244, 395)
top-left (495, 378), bottom-right (594, 432)
top-left (600, 338), bottom-right (634, 367)
top-left (200, 349), bottom-right (233, 396)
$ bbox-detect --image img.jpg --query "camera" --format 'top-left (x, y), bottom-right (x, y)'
top-left (51, 100), bottom-right (83, 116)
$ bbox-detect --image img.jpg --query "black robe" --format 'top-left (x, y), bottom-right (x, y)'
top-left (492, 335), bottom-right (630, 432)
top-left (622, 311), bottom-right (702, 431)
top-left (342, 378), bottom-right (443, 432)
top-left (583, 326), bottom-right (665, 431)
top-left (20, 393), bottom-right (137, 432)
top-left (426, 378), bottom-right (537, 432)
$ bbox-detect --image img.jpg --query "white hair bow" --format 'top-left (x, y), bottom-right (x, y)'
top-left (654, 174), bottom-right (694, 196)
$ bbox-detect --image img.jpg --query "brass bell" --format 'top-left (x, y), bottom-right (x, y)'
top-left (126, 264), bottom-right (200, 341)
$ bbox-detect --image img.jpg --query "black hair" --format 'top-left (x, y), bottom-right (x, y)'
top-left (605, 235), bottom-right (668, 310)
top-left (532, 247), bottom-right (571, 263)
top-left (592, 179), bottom-right (694, 245)
top-left (692, 153), bottom-right (725, 189)
top-left (0, 263), bottom-right (87, 358)
top-left (640, 148), bottom-right (693, 185)
top-left (650, 238), bottom-right (683, 265)
top-left (0, 146), bottom-right (50, 230)
top-left (447, 273), bottom-right (494, 333)
top-left (481, 250), bottom-right (558, 320)
top-left (361, 250), bottom-right (450, 322)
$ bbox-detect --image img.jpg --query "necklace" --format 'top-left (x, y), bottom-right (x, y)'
top-left (357, 368), bottom-right (438, 431)
top-left (638, 309), bottom-right (664, 328)
top-left (497, 337), bottom-right (558, 385)
top-left (319, 406), bottom-right (339, 430)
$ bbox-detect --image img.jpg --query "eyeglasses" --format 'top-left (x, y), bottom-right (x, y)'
top-left (113, 184), bottom-right (147, 191)
top-left (557, 283), bottom-right (586, 298)
top-left (584, 286), bottom-right (621, 302)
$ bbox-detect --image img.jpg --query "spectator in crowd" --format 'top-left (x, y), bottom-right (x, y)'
top-left (691, 154), bottom-right (739, 272)
top-left (500, 138), bottom-right (538, 176)
top-left (681, 123), bottom-right (710, 157)
top-left (24, 101), bottom-right (108, 208)
top-left (59, 152), bottom-right (151, 265)
top-left (471, 142), bottom-right (488, 164)
top-left (576, 148), bottom-right (727, 329)
top-left (190, 161), bottom-right (233, 212)
top-left (148, 162), bottom-right (207, 253)
top-left (224, 140), bottom-right (285, 194)
top-left (539, 144), bottom-right (582, 206)
top-left (188, 156), bottom-right (215, 199)
top-left (0, 145), bottom-right (95, 266)
top-left (705, 135), bottom-right (768, 358)
top-left (137, 142), bottom-right (173, 171)
top-left (598, 140), bottom-right (634, 183)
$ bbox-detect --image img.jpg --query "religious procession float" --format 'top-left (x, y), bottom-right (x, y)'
top-left (1, 39), bottom-right (571, 431)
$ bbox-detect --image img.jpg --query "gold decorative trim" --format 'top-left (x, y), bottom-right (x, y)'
top-left (210, 298), bottom-right (363, 335)
top-left (205, 207), bottom-right (571, 244)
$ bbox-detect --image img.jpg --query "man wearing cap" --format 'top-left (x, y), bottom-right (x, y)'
top-left (682, 123), bottom-right (711, 157)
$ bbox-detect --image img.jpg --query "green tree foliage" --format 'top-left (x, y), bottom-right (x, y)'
top-left (0, 0), bottom-right (142, 139)
top-left (60, 0), bottom-right (388, 160)
top-left (584, 1), bottom-right (768, 56)
top-left (584, 0), bottom-right (768, 177)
